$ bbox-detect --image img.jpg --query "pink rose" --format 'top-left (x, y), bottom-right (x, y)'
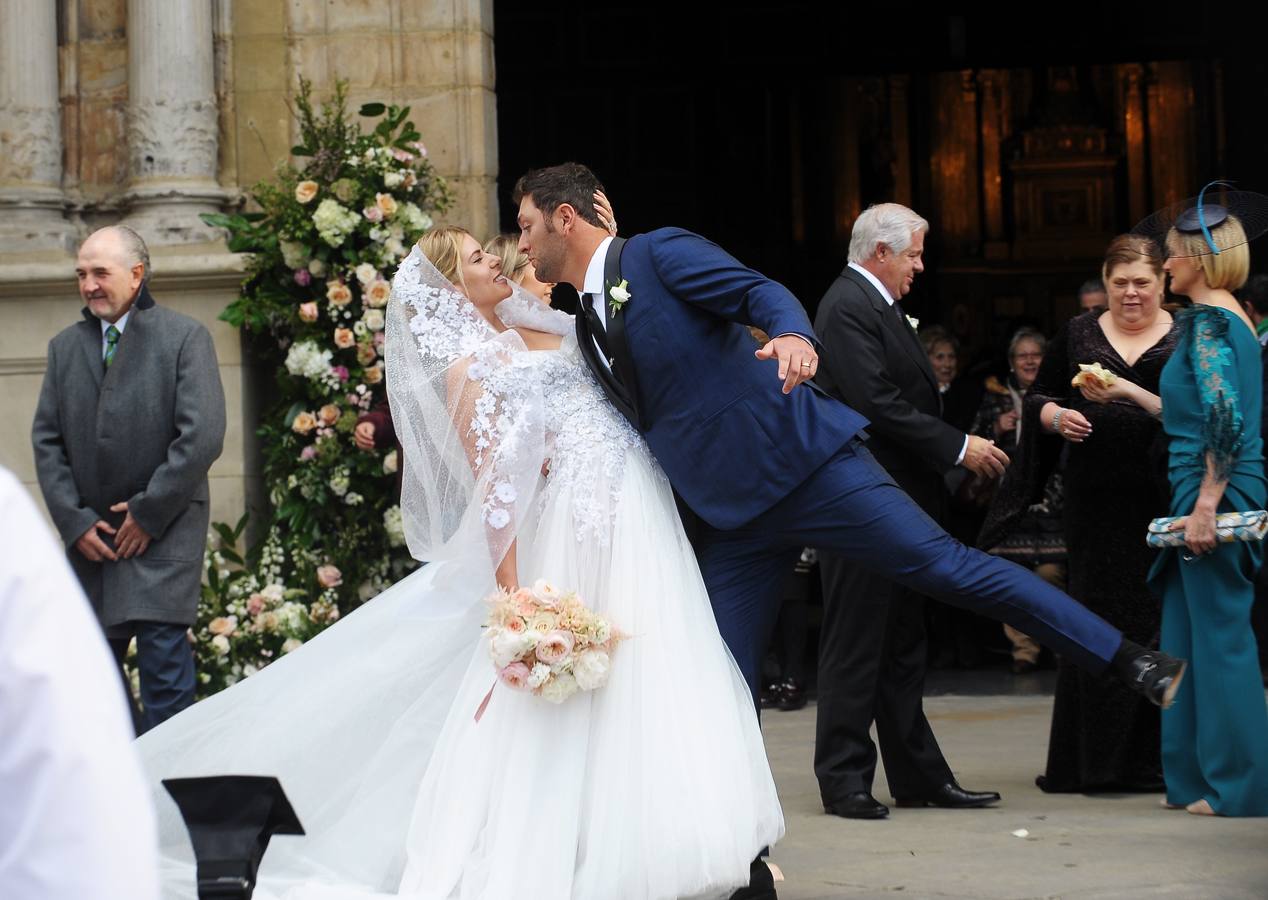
top-left (391, 147), bottom-right (414, 162)
top-left (298, 301), bottom-right (319, 323)
top-left (299, 444), bottom-right (317, 462)
top-left (316, 565), bottom-right (342, 589)
top-left (498, 661), bottom-right (532, 690)
top-left (331, 365), bottom-right (350, 382)
top-left (504, 616), bottom-right (527, 634)
top-left (373, 331), bottom-right (386, 348)
top-left (411, 141), bottom-right (428, 157)
top-left (293, 268), bottom-right (312, 286)
top-left (246, 594), bottom-right (266, 616)
top-left (363, 205), bottom-right (384, 223)
top-left (333, 327), bottom-right (356, 349)
top-left (535, 630), bottom-right (575, 666)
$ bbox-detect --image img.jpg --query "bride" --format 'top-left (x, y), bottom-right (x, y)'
top-left (137, 226), bottom-right (784, 900)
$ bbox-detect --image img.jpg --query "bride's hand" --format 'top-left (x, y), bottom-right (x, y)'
top-left (594, 191), bottom-right (618, 236)
top-left (541, 458), bottom-right (551, 478)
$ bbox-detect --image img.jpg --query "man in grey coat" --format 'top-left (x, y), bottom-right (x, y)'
top-left (32, 225), bottom-right (225, 733)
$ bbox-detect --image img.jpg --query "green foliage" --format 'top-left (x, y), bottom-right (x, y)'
top-left (193, 78), bottom-right (448, 696)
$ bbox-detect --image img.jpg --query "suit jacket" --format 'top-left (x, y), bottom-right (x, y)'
top-left (813, 265), bottom-right (963, 511)
top-left (575, 227), bottom-right (868, 530)
top-left (31, 286), bottom-right (226, 629)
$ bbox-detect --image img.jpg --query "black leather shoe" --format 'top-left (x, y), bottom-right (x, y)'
top-left (824, 791), bottom-right (889, 819)
top-left (759, 680), bottom-right (780, 710)
top-left (894, 781), bottom-right (1001, 808)
top-left (728, 858), bottom-right (777, 900)
top-left (776, 677), bottom-right (807, 711)
top-left (1121, 649), bottom-right (1187, 709)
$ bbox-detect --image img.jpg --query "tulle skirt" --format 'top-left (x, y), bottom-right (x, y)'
top-left (138, 449), bottom-right (783, 900)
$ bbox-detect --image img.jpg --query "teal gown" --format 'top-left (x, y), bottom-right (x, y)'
top-left (1149, 304), bottom-right (1268, 816)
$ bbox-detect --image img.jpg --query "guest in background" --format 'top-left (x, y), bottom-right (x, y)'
top-left (1235, 272), bottom-right (1268, 347)
top-left (973, 328), bottom-right (1066, 673)
top-left (32, 226), bottom-right (226, 734)
top-left (0, 466), bottom-right (159, 900)
top-left (982, 234), bottom-right (1175, 793)
top-left (1078, 278), bottom-right (1108, 315)
top-left (1144, 207), bottom-right (1268, 816)
top-left (1241, 273), bottom-right (1268, 680)
top-left (813, 203), bottom-right (1005, 820)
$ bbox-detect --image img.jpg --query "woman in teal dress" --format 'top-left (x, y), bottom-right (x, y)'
top-left (1137, 206), bottom-right (1268, 817)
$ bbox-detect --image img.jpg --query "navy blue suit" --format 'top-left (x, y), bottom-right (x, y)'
top-left (575, 229), bottom-right (1122, 706)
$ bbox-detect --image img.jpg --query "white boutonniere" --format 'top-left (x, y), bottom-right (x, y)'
top-left (608, 278), bottom-right (631, 316)
top-left (906, 314), bottom-right (920, 331)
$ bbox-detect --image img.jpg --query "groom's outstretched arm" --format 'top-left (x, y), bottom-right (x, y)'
top-left (648, 228), bottom-right (815, 343)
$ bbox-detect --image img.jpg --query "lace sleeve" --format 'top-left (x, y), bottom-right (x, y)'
top-left (1189, 308), bottom-right (1244, 481)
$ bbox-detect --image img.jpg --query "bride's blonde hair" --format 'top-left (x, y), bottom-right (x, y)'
top-left (416, 226), bottom-right (474, 292)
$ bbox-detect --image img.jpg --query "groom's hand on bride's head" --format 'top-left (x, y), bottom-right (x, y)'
top-left (755, 334), bottom-right (818, 394)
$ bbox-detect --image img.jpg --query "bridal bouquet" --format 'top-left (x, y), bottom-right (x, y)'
top-left (483, 580), bottom-right (624, 704)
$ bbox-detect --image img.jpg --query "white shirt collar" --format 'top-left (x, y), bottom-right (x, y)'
top-left (582, 236), bottom-right (614, 303)
top-left (848, 261), bottom-right (896, 306)
top-left (100, 309), bottom-right (131, 336)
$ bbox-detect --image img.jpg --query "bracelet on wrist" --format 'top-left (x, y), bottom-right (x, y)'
top-left (1051, 408), bottom-right (1064, 433)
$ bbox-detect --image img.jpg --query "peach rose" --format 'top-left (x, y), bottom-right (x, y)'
top-left (316, 564), bottom-right (343, 589)
top-left (504, 615), bottom-right (527, 634)
top-left (333, 327), bottom-right (356, 349)
top-left (498, 661), bottom-right (532, 690)
top-left (365, 279), bottom-right (391, 308)
top-left (292, 411), bottom-right (318, 434)
top-left (356, 343), bottom-right (377, 366)
top-left (535, 630), bottom-right (575, 665)
top-left (363, 364), bottom-right (383, 384)
top-left (318, 403), bottom-right (341, 426)
top-left (298, 301), bottom-right (319, 323)
top-left (326, 281), bottom-right (353, 307)
top-left (375, 192), bottom-right (398, 217)
top-left (208, 615), bottom-right (238, 637)
top-left (295, 180), bottom-right (319, 204)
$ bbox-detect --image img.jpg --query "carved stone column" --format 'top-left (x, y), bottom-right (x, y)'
top-left (0, 0), bottom-right (75, 252)
top-left (122, 0), bottom-right (230, 243)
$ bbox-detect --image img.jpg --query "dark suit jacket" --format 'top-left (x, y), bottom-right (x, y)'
top-left (31, 286), bottom-right (226, 629)
top-left (577, 228), bottom-right (869, 530)
top-left (813, 265), bottom-right (963, 511)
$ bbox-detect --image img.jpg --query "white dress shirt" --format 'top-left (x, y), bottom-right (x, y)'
top-left (0, 467), bottom-right (160, 900)
top-left (847, 262), bottom-right (968, 466)
top-left (100, 308), bottom-right (132, 359)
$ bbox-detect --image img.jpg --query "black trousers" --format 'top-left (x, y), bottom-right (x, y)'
top-left (814, 549), bottom-right (953, 801)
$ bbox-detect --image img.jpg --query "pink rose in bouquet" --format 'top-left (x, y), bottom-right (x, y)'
top-left (535, 630), bottom-right (575, 665)
top-left (498, 661), bottom-right (532, 690)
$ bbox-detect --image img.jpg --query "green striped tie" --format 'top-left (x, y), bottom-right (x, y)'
top-left (104, 324), bottom-right (121, 369)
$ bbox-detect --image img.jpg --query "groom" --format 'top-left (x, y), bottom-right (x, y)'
top-left (515, 162), bottom-right (1180, 895)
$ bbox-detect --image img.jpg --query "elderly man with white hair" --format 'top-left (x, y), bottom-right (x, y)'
top-left (809, 203), bottom-right (1010, 820)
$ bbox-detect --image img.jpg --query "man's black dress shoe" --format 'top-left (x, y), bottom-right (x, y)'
top-left (893, 781), bottom-right (1001, 808)
top-left (728, 858), bottom-right (777, 900)
top-left (776, 677), bottom-right (807, 711)
top-left (1119, 649), bottom-right (1187, 709)
top-left (824, 791), bottom-right (889, 819)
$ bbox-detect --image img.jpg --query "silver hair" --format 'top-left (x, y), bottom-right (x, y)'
top-left (1008, 327), bottom-right (1047, 359)
top-left (848, 203), bottom-right (929, 265)
top-left (1077, 278), bottom-right (1106, 298)
top-left (96, 224), bottom-right (151, 281)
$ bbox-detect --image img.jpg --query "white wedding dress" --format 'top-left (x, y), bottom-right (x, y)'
top-left (138, 330), bottom-right (784, 900)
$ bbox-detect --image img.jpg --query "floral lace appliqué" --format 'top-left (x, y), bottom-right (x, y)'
top-left (1185, 306), bottom-right (1244, 481)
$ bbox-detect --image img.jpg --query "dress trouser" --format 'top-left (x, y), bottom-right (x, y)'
top-left (109, 620), bottom-right (196, 735)
top-left (695, 439), bottom-right (1123, 709)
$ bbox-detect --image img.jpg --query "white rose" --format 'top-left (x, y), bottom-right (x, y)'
top-left (383, 450), bottom-right (398, 474)
top-left (355, 262), bottom-right (378, 285)
top-left (527, 662), bottom-right (552, 689)
top-left (308, 258), bottom-right (326, 277)
top-left (538, 670), bottom-right (579, 703)
top-left (531, 579), bottom-right (560, 607)
top-left (384, 171), bottom-right (405, 188)
top-left (280, 240), bottom-right (307, 270)
top-left (363, 308), bottom-right (385, 332)
top-left (282, 638), bottom-right (302, 654)
top-left (572, 648), bottom-right (611, 691)
top-left (488, 628), bottom-right (536, 669)
top-left (211, 634), bottom-right (231, 656)
top-left (609, 282), bottom-right (631, 304)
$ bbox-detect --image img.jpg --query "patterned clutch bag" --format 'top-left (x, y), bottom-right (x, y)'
top-left (1146, 510), bottom-right (1268, 547)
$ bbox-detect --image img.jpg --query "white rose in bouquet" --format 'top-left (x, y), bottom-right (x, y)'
top-left (538, 670), bottom-right (579, 704)
top-left (572, 648), bottom-right (611, 691)
top-left (527, 662), bottom-right (552, 689)
top-left (488, 628), bottom-right (538, 669)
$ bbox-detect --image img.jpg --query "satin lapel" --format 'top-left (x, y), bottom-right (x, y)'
top-left (77, 317), bottom-right (105, 390)
top-left (573, 286), bottom-right (638, 426)
top-left (841, 267), bottom-right (938, 395)
top-left (601, 236), bottom-right (642, 429)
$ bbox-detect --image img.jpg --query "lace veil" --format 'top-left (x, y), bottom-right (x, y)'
top-left (385, 244), bottom-right (572, 590)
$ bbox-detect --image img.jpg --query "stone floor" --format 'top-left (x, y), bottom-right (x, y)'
top-left (760, 675), bottom-right (1268, 899)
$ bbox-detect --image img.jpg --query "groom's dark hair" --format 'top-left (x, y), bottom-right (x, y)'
top-left (513, 163), bottom-right (606, 230)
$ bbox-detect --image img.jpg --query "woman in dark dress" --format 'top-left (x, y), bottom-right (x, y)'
top-left (981, 235), bottom-right (1176, 792)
